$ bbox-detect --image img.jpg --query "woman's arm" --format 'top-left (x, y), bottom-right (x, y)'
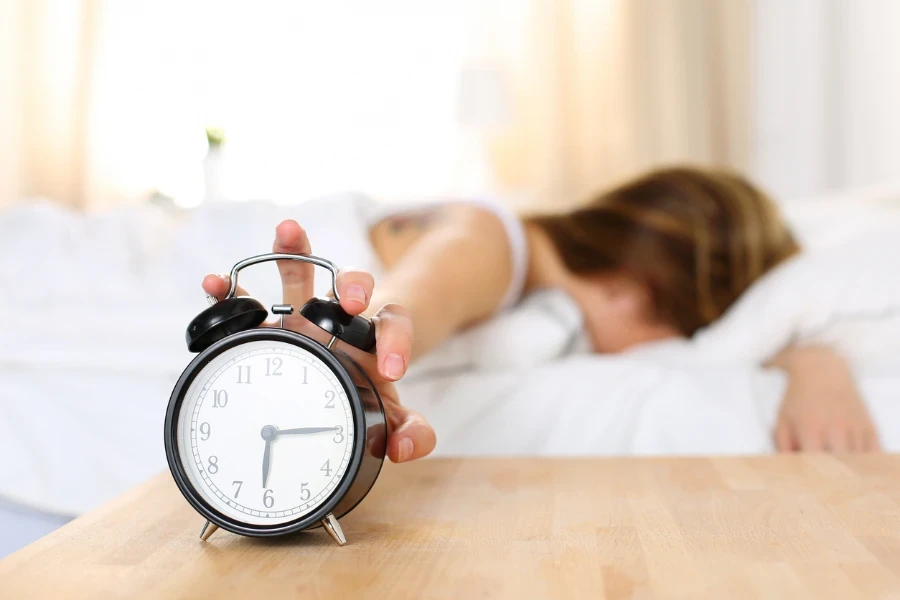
top-left (768, 345), bottom-right (880, 452)
top-left (366, 204), bottom-right (515, 358)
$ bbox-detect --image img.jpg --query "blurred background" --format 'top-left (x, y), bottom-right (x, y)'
top-left (2, 0), bottom-right (898, 212)
top-left (2, 0), bottom-right (900, 559)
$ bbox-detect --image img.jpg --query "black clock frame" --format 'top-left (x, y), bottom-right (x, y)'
top-left (164, 327), bottom-right (386, 537)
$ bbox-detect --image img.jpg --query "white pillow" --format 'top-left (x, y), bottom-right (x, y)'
top-left (407, 289), bottom-right (585, 378)
top-left (689, 220), bottom-right (900, 365)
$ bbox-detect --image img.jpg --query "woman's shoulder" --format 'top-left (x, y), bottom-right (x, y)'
top-left (366, 196), bottom-right (530, 308)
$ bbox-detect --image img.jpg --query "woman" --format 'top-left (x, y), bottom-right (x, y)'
top-left (202, 166), bottom-right (880, 463)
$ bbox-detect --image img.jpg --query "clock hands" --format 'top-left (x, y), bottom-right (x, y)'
top-left (275, 426), bottom-right (339, 436)
top-left (260, 425), bottom-right (277, 488)
top-left (259, 425), bottom-right (339, 487)
top-left (262, 439), bottom-right (272, 488)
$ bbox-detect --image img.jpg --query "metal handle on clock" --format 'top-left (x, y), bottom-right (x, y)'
top-left (226, 253), bottom-right (342, 302)
top-left (223, 252), bottom-right (376, 353)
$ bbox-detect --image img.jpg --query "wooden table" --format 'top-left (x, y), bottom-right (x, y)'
top-left (3, 456), bottom-right (900, 599)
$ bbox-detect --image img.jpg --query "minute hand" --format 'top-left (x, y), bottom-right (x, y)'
top-left (275, 427), bottom-right (338, 436)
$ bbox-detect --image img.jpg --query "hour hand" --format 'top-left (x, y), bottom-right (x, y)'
top-left (276, 426), bottom-right (339, 436)
top-left (262, 439), bottom-right (272, 488)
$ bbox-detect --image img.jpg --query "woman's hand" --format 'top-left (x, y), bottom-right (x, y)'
top-left (769, 346), bottom-right (880, 452)
top-left (201, 219), bottom-right (436, 464)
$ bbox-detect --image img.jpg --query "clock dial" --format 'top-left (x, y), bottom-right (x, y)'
top-left (176, 340), bottom-right (354, 526)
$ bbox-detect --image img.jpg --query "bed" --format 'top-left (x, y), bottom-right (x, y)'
top-left (1, 186), bottom-right (899, 554)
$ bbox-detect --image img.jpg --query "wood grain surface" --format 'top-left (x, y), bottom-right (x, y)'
top-left (3, 456), bottom-right (900, 599)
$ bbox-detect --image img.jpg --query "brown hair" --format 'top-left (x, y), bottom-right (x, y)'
top-left (527, 166), bottom-right (799, 336)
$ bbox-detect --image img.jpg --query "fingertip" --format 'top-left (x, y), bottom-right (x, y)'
top-left (397, 438), bottom-right (414, 462)
top-left (387, 435), bottom-right (417, 463)
top-left (387, 417), bottom-right (436, 463)
top-left (802, 435), bottom-right (824, 453)
top-left (340, 283), bottom-right (369, 315)
top-left (202, 273), bottom-right (227, 297)
top-left (831, 435), bottom-right (850, 453)
top-left (276, 218), bottom-right (301, 233)
top-left (864, 429), bottom-right (881, 452)
top-left (274, 219), bottom-right (306, 247)
top-left (774, 424), bottom-right (789, 451)
top-left (335, 269), bottom-right (375, 315)
top-left (380, 352), bottom-right (407, 381)
top-left (372, 303), bottom-right (413, 380)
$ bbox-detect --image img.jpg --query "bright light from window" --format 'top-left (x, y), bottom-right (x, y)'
top-left (91, 1), bottom-right (471, 206)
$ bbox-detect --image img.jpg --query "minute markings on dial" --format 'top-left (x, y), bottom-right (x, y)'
top-left (181, 343), bottom-right (354, 525)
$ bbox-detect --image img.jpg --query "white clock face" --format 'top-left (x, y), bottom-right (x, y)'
top-left (176, 340), bottom-right (355, 526)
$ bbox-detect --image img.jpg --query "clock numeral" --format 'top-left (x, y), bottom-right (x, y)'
top-left (300, 483), bottom-right (310, 501)
top-left (301, 366), bottom-right (309, 385)
top-left (320, 459), bottom-right (332, 477)
top-left (263, 489), bottom-right (274, 508)
top-left (324, 390), bottom-right (335, 409)
top-left (236, 365), bottom-right (252, 384)
top-left (211, 390), bottom-right (228, 408)
top-left (207, 455), bottom-right (219, 474)
top-left (232, 480), bottom-right (243, 498)
top-left (265, 358), bottom-right (283, 376)
top-left (333, 425), bottom-right (344, 444)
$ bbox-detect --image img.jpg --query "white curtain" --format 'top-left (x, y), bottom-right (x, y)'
top-left (0, 0), bottom-right (100, 208)
top-left (482, 0), bottom-right (753, 208)
top-left (0, 0), bottom-right (755, 210)
top-left (752, 0), bottom-right (900, 198)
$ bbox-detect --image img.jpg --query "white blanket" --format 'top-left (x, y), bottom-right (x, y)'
top-left (1, 190), bottom-right (899, 516)
top-left (399, 277), bottom-right (900, 456)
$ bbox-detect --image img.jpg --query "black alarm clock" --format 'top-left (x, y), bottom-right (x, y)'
top-left (164, 253), bottom-right (386, 546)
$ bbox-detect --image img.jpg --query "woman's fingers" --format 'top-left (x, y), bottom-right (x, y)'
top-left (273, 220), bottom-right (315, 307)
top-left (372, 303), bottom-right (413, 381)
top-left (857, 421), bottom-right (880, 452)
top-left (773, 423), bottom-right (795, 452)
top-left (202, 274), bottom-right (251, 300)
top-left (335, 268), bottom-right (375, 315)
top-left (826, 428), bottom-right (850, 453)
top-left (387, 407), bottom-right (437, 463)
top-left (798, 428), bottom-right (825, 452)
top-left (864, 428), bottom-right (882, 452)
top-left (804, 420), bottom-right (883, 453)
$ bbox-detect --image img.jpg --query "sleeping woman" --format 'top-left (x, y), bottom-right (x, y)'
top-left (202, 166), bottom-right (880, 463)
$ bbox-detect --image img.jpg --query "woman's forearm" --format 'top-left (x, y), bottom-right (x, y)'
top-left (367, 205), bottom-right (514, 359)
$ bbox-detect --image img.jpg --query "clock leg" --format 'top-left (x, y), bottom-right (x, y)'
top-left (199, 520), bottom-right (219, 541)
top-left (321, 512), bottom-right (346, 546)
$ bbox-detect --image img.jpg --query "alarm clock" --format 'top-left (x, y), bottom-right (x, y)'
top-left (164, 253), bottom-right (386, 546)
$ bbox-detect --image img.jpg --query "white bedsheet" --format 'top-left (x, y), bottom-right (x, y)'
top-left (1, 189), bottom-right (899, 516)
top-left (403, 340), bottom-right (900, 457)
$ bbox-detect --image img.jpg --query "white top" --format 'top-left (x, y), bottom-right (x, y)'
top-left (355, 195), bottom-right (529, 311)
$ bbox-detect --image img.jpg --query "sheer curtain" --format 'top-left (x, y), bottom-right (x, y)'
top-left (0, 0), bottom-right (101, 208)
top-left (753, 0), bottom-right (900, 198)
top-left (0, 0), bottom-right (754, 210)
top-left (484, 0), bottom-right (753, 209)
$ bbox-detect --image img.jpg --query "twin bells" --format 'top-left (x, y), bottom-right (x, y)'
top-left (185, 253), bottom-right (376, 354)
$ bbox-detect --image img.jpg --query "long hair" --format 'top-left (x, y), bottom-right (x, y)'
top-left (526, 166), bottom-right (799, 336)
